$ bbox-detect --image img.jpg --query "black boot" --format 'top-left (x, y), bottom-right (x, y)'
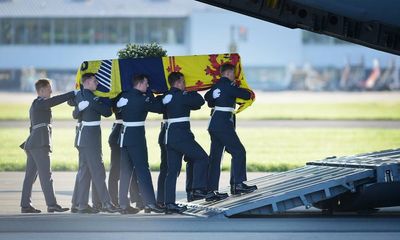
top-left (102, 202), bottom-right (119, 213)
top-left (230, 183), bottom-right (258, 195)
top-left (78, 205), bottom-right (100, 214)
top-left (191, 189), bottom-right (209, 201)
top-left (47, 204), bottom-right (69, 213)
top-left (119, 206), bottom-right (140, 215)
top-left (187, 191), bottom-right (194, 202)
top-left (165, 203), bottom-right (187, 214)
top-left (21, 205), bottom-right (41, 213)
top-left (205, 191), bottom-right (229, 202)
top-left (144, 203), bottom-right (165, 213)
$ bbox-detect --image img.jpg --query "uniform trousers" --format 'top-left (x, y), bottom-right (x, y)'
top-left (21, 147), bottom-right (57, 207)
top-left (119, 144), bottom-right (156, 208)
top-left (208, 130), bottom-right (247, 191)
top-left (76, 147), bottom-right (111, 209)
top-left (165, 140), bottom-right (208, 204)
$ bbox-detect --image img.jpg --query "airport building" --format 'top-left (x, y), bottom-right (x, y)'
top-left (0, 0), bottom-right (398, 91)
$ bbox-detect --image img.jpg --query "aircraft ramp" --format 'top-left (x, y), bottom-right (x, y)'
top-left (178, 149), bottom-right (400, 218)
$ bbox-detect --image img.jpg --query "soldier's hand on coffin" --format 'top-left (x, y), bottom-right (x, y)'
top-left (117, 97), bottom-right (128, 108)
top-left (78, 100), bottom-right (89, 111)
top-left (67, 98), bottom-right (77, 107)
top-left (247, 89), bottom-right (255, 100)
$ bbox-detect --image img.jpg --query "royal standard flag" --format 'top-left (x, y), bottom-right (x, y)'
top-left (75, 53), bottom-right (254, 113)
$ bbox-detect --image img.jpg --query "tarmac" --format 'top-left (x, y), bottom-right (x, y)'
top-left (0, 171), bottom-right (399, 240)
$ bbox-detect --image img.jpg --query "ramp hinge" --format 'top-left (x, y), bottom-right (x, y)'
top-left (341, 182), bottom-right (355, 192)
top-left (300, 195), bottom-right (311, 209)
top-left (324, 188), bottom-right (332, 198)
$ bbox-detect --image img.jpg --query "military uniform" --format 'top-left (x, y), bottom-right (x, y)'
top-left (69, 99), bottom-right (100, 212)
top-left (108, 111), bottom-right (142, 207)
top-left (205, 77), bottom-right (254, 193)
top-left (21, 91), bottom-right (74, 210)
top-left (74, 89), bottom-right (114, 211)
top-left (156, 112), bottom-right (168, 205)
top-left (163, 87), bottom-right (208, 206)
top-left (118, 88), bottom-right (163, 211)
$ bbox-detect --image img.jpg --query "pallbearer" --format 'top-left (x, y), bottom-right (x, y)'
top-left (117, 74), bottom-right (164, 214)
top-left (205, 63), bottom-right (257, 195)
top-left (74, 73), bottom-right (118, 213)
top-left (163, 72), bottom-right (226, 214)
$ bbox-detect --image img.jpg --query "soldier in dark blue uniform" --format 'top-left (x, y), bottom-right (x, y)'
top-left (20, 78), bottom-right (73, 213)
top-left (74, 73), bottom-right (118, 213)
top-left (108, 100), bottom-right (142, 211)
top-left (205, 63), bottom-right (257, 195)
top-left (156, 110), bottom-right (168, 208)
top-left (163, 72), bottom-right (225, 214)
top-left (69, 98), bottom-right (100, 213)
top-left (117, 74), bottom-right (164, 214)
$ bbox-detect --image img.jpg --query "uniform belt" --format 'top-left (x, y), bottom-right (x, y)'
top-left (208, 107), bottom-right (235, 130)
top-left (77, 121), bottom-right (101, 147)
top-left (120, 121), bottom-right (145, 147)
top-left (167, 117), bottom-right (190, 124)
top-left (81, 121), bottom-right (101, 126)
top-left (123, 121), bottom-right (145, 127)
top-left (114, 119), bottom-right (123, 124)
top-left (214, 106), bottom-right (235, 112)
top-left (31, 123), bottom-right (51, 130)
top-left (165, 117), bottom-right (190, 144)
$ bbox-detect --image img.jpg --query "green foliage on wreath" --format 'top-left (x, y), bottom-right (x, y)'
top-left (118, 43), bottom-right (167, 59)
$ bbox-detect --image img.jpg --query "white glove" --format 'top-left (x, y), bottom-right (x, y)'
top-left (117, 97), bottom-right (128, 107)
top-left (213, 88), bottom-right (221, 99)
top-left (78, 101), bottom-right (89, 111)
top-left (162, 94), bottom-right (173, 105)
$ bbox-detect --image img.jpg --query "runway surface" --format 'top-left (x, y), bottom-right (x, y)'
top-left (0, 172), bottom-right (399, 240)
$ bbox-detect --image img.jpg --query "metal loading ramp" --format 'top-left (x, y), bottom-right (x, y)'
top-left (178, 149), bottom-right (400, 218)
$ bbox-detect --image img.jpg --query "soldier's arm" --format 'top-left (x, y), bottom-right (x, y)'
top-left (145, 94), bottom-right (164, 114)
top-left (204, 89), bottom-right (216, 108)
top-left (229, 85), bottom-right (251, 100)
top-left (72, 106), bottom-right (80, 120)
top-left (36, 91), bottom-right (75, 110)
top-left (184, 91), bottom-right (205, 110)
top-left (90, 99), bottom-right (112, 117)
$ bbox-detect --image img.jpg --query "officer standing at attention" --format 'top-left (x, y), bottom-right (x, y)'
top-left (205, 63), bottom-right (257, 195)
top-left (69, 98), bottom-right (101, 213)
top-left (117, 74), bottom-right (164, 214)
top-left (20, 78), bottom-right (74, 213)
top-left (108, 99), bottom-right (143, 210)
top-left (74, 73), bottom-right (118, 213)
top-left (163, 72), bottom-right (226, 214)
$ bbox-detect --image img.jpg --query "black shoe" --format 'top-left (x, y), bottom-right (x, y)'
top-left (230, 183), bottom-right (258, 195)
top-left (135, 201), bottom-right (145, 210)
top-left (156, 202), bottom-right (166, 210)
top-left (21, 206), bottom-right (41, 213)
top-left (47, 204), bottom-right (69, 213)
top-left (102, 202), bottom-right (119, 213)
top-left (165, 203), bottom-right (187, 214)
top-left (190, 189), bottom-right (209, 201)
top-left (78, 206), bottom-right (100, 214)
top-left (187, 191), bottom-right (194, 202)
top-left (144, 203), bottom-right (165, 213)
top-left (119, 206), bottom-right (140, 215)
top-left (70, 206), bottom-right (78, 213)
top-left (92, 203), bottom-right (102, 212)
top-left (205, 191), bottom-right (229, 202)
